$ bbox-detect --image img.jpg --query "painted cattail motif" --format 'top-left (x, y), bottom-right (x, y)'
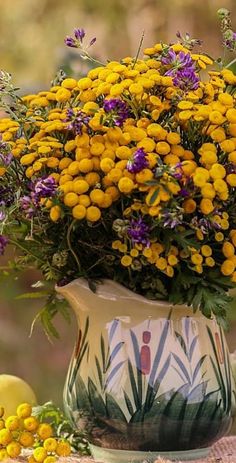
top-left (140, 330), bottom-right (151, 375)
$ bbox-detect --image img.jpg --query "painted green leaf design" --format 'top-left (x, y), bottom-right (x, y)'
top-left (95, 356), bottom-right (103, 389)
top-left (175, 331), bottom-right (187, 357)
top-left (75, 375), bottom-right (92, 413)
top-left (128, 359), bottom-right (141, 409)
top-left (192, 355), bottom-right (207, 384)
top-left (130, 330), bottom-right (142, 403)
top-left (207, 326), bottom-right (228, 412)
top-left (87, 378), bottom-right (107, 416)
top-left (105, 393), bottom-right (127, 422)
top-left (100, 335), bottom-right (106, 373)
top-left (124, 391), bottom-right (134, 416)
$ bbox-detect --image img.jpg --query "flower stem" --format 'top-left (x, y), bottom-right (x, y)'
top-left (66, 220), bottom-right (81, 272)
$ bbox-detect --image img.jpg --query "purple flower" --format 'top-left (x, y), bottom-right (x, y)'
top-left (65, 108), bottom-right (91, 135)
top-left (162, 210), bottom-right (183, 228)
top-left (127, 217), bottom-right (150, 247)
top-left (127, 148), bottom-right (148, 173)
top-left (162, 48), bottom-right (199, 91)
top-left (64, 28), bottom-right (96, 50)
top-left (179, 188), bottom-right (190, 197)
top-left (173, 67), bottom-right (199, 91)
top-left (162, 49), bottom-right (193, 68)
top-left (19, 196), bottom-right (35, 219)
top-left (34, 176), bottom-right (57, 199)
top-left (223, 30), bottom-right (236, 51)
top-left (0, 186), bottom-right (14, 207)
top-left (103, 98), bottom-right (130, 127)
top-left (0, 152), bottom-right (12, 167)
top-left (0, 235), bottom-right (8, 255)
top-left (74, 28), bottom-right (85, 42)
top-left (64, 36), bottom-right (77, 48)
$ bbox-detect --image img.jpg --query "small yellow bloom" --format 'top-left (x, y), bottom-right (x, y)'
top-left (155, 257), bottom-right (167, 271)
top-left (205, 257), bottom-right (215, 267)
top-left (43, 437), bottom-right (58, 452)
top-left (200, 198), bottom-right (214, 215)
top-left (64, 192), bottom-right (79, 207)
top-left (222, 241), bottom-right (235, 258)
top-left (86, 206), bottom-right (101, 222)
top-left (33, 447), bottom-right (47, 463)
top-left (55, 88), bottom-right (71, 102)
top-left (19, 431), bottom-right (34, 447)
top-left (50, 205), bottom-right (62, 222)
top-left (183, 199), bottom-right (196, 214)
top-left (118, 177), bottom-right (135, 194)
top-left (6, 441), bottom-right (21, 459)
top-left (56, 440), bottom-right (71, 457)
top-left (221, 259), bottom-right (235, 276)
top-left (23, 416), bottom-right (39, 432)
top-left (0, 429), bottom-right (12, 446)
top-left (121, 255), bottom-right (132, 267)
top-left (5, 416), bottom-right (21, 431)
top-left (201, 245), bottom-right (212, 257)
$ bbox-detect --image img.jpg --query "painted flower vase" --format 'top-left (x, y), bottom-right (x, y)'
top-left (56, 279), bottom-right (236, 463)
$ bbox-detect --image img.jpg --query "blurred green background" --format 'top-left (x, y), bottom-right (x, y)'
top-left (0, 0), bottom-right (236, 410)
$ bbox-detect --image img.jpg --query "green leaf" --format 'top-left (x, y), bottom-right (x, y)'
top-left (149, 187), bottom-right (160, 205)
top-left (15, 291), bottom-right (49, 300)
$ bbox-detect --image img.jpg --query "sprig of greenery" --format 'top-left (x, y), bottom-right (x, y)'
top-left (32, 402), bottom-right (90, 455)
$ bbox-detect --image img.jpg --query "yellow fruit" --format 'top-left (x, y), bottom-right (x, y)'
top-left (0, 375), bottom-right (36, 418)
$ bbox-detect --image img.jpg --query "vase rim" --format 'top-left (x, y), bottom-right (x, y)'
top-left (56, 277), bottom-right (190, 309)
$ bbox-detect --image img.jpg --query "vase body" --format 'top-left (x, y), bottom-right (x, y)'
top-left (56, 279), bottom-right (236, 462)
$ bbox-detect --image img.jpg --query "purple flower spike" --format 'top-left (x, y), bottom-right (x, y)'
top-left (173, 68), bottom-right (199, 91)
top-left (103, 98), bottom-right (130, 127)
top-left (0, 152), bottom-right (13, 166)
top-left (74, 28), bottom-right (85, 42)
top-left (127, 217), bottom-right (150, 247)
top-left (0, 235), bottom-right (8, 255)
top-left (34, 176), bottom-right (57, 200)
top-left (162, 47), bottom-right (199, 91)
top-left (127, 148), bottom-right (148, 174)
top-left (64, 36), bottom-right (77, 48)
top-left (65, 108), bottom-right (91, 135)
top-left (19, 196), bottom-right (35, 219)
top-left (89, 37), bottom-right (97, 47)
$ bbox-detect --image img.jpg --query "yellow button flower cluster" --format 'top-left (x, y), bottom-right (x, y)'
top-left (0, 404), bottom-right (71, 462)
top-left (1, 38), bottom-right (236, 287)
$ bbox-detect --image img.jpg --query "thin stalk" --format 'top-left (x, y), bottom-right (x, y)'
top-left (66, 219), bottom-right (81, 272)
top-left (9, 239), bottom-right (45, 264)
top-left (132, 31), bottom-right (145, 69)
top-left (225, 56), bottom-right (236, 68)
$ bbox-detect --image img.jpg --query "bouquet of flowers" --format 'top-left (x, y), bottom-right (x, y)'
top-left (0, 8), bottom-right (236, 333)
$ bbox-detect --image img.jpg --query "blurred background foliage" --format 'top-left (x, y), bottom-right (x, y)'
top-left (0, 0), bottom-right (236, 409)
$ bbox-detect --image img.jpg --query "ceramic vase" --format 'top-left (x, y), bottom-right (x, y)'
top-left (56, 278), bottom-right (236, 462)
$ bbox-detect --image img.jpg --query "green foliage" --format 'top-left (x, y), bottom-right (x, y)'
top-left (32, 401), bottom-right (90, 455)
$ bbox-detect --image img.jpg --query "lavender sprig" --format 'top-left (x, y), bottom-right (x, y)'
top-left (65, 109), bottom-right (91, 135)
top-left (127, 148), bottom-right (148, 173)
top-left (103, 98), bottom-right (131, 127)
top-left (161, 48), bottom-right (199, 91)
top-left (127, 217), bottom-right (150, 247)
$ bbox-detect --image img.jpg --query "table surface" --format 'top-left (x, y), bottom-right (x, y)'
top-left (6, 436), bottom-right (236, 462)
